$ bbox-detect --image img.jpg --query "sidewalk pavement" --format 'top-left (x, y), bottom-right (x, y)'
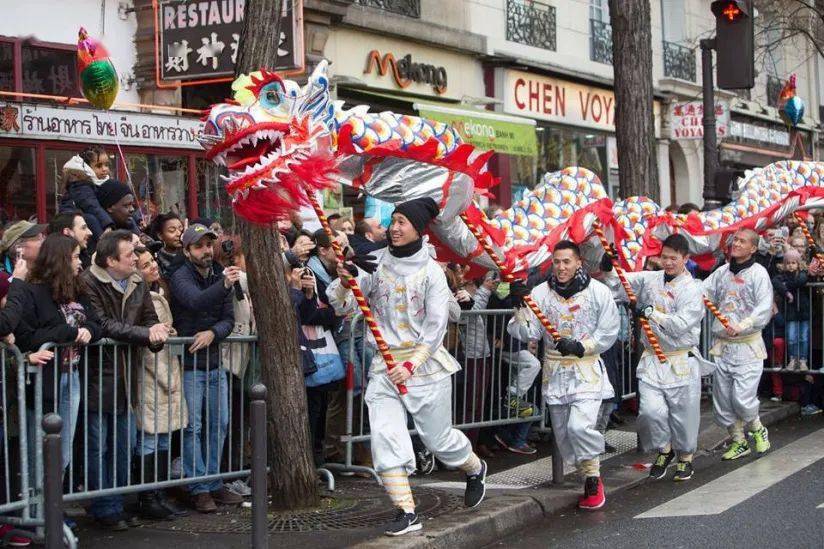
top-left (74, 399), bottom-right (799, 549)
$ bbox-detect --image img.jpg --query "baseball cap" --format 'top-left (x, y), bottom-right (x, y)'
top-left (0, 220), bottom-right (47, 254)
top-left (181, 224), bottom-right (218, 248)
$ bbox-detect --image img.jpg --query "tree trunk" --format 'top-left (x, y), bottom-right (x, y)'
top-left (608, 0), bottom-right (659, 201)
top-left (235, 0), bottom-right (320, 510)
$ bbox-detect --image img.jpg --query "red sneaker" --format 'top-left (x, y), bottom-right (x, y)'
top-left (577, 476), bottom-right (605, 510)
top-left (0, 524), bottom-right (32, 547)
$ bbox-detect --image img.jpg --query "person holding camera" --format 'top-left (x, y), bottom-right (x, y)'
top-left (168, 224), bottom-right (241, 513)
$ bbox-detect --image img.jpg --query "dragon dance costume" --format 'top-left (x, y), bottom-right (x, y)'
top-left (508, 267), bottom-right (618, 509)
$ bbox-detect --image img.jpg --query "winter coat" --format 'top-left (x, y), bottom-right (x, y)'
top-left (156, 248), bottom-right (185, 280)
top-left (133, 289), bottom-right (187, 433)
top-left (220, 272), bottom-right (256, 380)
top-left (168, 260), bottom-right (234, 370)
top-left (59, 180), bottom-right (113, 241)
top-left (13, 280), bottom-right (103, 411)
top-left (79, 265), bottom-right (161, 412)
top-left (772, 271), bottom-right (810, 322)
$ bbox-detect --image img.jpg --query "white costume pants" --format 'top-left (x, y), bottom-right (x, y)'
top-left (548, 399), bottom-right (604, 466)
top-left (638, 374), bottom-right (701, 454)
top-left (503, 349), bottom-right (541, 397)
top-left (365, 374), bottom-right (472, 474)
top-left (712, 357), bottom-right (763, 427)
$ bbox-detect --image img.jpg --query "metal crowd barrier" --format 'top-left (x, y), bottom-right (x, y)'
top-left (0, 336), bottom-right (267, 547)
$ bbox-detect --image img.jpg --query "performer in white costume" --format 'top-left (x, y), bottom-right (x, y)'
top-left (602, 234), bottom-right (704, 481)
top-left (508, 240), bottom-right (619, 510)
top-left (327, 197), bottom-right (486, 536)
top-left (702, 228), bottom-right (773, 460)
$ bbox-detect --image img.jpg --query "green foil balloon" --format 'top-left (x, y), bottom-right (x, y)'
top-left (80, 60), bottom-right (119, 110)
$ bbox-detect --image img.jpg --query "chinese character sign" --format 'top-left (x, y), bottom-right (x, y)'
top-left (157, 0), bottom-right (304, 84)
top-left (669, 101), bottom-right (729, 140)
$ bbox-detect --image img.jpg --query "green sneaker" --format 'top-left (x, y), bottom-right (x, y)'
top-left (507, 397), bottom-right (535, 418)
top-left (751, 426), bottom-right (770, 455)
top-left (722, 439), bottom-right (751, 461)
top-left (673, 461), bottom-right (693, 482)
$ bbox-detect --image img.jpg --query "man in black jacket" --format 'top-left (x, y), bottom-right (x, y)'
top-left (80, 230), bottom-right (170, 529)
top-left (169, 224), bottom-right (240, 513)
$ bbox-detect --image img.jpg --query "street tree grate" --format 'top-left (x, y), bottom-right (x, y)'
top-left (146, 481), bottom-right (462, 533)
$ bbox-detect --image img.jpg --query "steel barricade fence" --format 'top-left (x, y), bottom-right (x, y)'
top-left (0, 336), bottom-right (261, 543)
top-left (327, 307), bottom-right (645, 480)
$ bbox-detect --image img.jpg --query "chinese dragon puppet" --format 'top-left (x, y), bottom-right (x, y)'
top-left (199, 61), bottom-right (824, 277)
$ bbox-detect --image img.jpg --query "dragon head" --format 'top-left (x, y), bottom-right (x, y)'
top-left (199, 61), bottom-right (337, 221)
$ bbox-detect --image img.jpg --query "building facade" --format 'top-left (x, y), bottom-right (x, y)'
top-left (0, 0), bottom-right (820, 227)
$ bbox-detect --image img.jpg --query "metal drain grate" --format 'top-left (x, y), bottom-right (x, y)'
top-left (146, 482), bottom-right (462, 533)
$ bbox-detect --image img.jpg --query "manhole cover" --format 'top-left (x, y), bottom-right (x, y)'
top-left (147, 480), bottom-right (462, 533)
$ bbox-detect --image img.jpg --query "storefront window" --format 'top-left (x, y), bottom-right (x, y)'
top-left (44, 148), bottom-right (79, 219)
top-left (0, 145), bottom-right (37, 224)
top-left (125, 154), bottom-right (188, 223)
top-left (196, 158), bottom-right (236, 231)
top-left (21, 45), bottom-right (80, 97)
top-left (0, 42), bottom-right (13, 92)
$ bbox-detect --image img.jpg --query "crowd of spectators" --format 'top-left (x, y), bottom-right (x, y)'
top-left (2, 150), bottom-right (824, 544)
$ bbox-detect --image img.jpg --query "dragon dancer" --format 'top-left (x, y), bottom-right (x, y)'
top-left (328, 197), bottom-right (486, 536)
top-left (602, 234), bottom-right (705, 481)
top-left (702, 228), bottom-right (773, 460)
top-left (508, 240), bottom-right (619, 510)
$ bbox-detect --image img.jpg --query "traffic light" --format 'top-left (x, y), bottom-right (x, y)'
top-left (711, 0), bottom-right (754, 89)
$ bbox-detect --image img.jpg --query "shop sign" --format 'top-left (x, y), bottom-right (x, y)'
top-left (416, 104), bottom-right (536, 156)
top-left (728, 120), bottom-right (789, 147)
top-left (0, 102), bottom-right (204, 150)
top-left (156, 0), bottom-right (303, 85)
top-left (503, 70), bottom-right (617, 131)
top-left (364, 51), bottom-right (448, 94)
top-left (669, 101), bottom-right (728, 139)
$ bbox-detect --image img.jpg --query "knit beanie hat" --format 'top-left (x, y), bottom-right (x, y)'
top-left (392, 197), bottom-right (439, 236)
top-left (97, 180), bottom-right (133, 210)
top-left (783, 249), bottom-right (802, 264)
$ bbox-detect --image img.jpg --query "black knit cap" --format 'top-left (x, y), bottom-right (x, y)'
top-left (392, 197), bottom-right (439, 236)
top-left (97, 180), bottom-right (133, 210)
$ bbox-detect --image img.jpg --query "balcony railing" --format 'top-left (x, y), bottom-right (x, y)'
top-left (767, 75), bottom-right (783, 108)
top-left (662, 41), bottom-right (696, 82)
top-left (590, 19), bottom-right (613, 65)
top-left (506, 0), bottom-right (557, 51)
top-left (353, 0), bottom-right (420, 18)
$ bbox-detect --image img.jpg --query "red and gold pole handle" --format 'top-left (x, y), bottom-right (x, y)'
top-left (592, 222), bottom-right (669, 364)
top-left (461, 213), bottom-right (562, 342)
top-left (305, 192), bottom-right (408, 395)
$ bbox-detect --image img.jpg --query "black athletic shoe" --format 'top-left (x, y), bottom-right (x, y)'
top-left (673, 461), bottom-right (693, 482)
top-left (649, 450), bottom-right (675, 480)
top-left (464, 459), bottom-right (487, 508)
top-left (384, 509), bottom-right (422, 536)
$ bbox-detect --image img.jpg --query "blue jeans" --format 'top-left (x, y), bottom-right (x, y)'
top-left (496, 421), bottom-right (532, 448)
top-left (86, 411), bottom-right (136, 519)
top-left (136, 431), bottom-right (171, 456)
top-left (182, 368), bottom-right (229, 495)
top-left (786, 320), bottom-right (810, 361)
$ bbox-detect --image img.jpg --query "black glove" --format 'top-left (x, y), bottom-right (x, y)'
top-left (634, 303), bottom-right (654, 318)
top-left (510, 280), bottom-right (530, 307)
top-left (352, 253), bottom-right (378, 274)
top-left (556, 337), bottom-right (585, 358)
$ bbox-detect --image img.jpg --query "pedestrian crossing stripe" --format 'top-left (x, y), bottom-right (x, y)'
top-left (635, 428), bottom-right (824, 518)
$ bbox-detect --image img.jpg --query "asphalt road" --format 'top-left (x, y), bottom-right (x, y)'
top-left (486, 414), bottom-right (824, 549)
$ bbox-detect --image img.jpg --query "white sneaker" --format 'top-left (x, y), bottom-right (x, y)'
top-left (799, 359), bottom-right (809, 371)
top-left (786, 358), bottom-right (798, 371)
top-left (227, 479), bottom-right (252, 497)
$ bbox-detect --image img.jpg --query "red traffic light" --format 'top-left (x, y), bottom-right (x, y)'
top-left (711, 0), bottom-right (750, 22)
top-left (722, 3), bottom-right (741, 21)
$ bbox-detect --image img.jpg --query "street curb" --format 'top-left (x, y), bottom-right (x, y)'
top-left (354, 400), bottom-right (799, 548)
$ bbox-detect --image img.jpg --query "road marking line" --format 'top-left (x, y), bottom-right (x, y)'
top-left (817, 503), bottom-right (824, 509)
top-left (636, 428), bottom-right (824, 518)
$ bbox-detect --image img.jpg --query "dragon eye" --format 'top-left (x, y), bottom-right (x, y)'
top-left (260, 82), bottom-right (284, 109)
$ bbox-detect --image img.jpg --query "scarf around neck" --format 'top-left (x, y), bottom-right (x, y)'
top-left (548, 267), bottom-right (591, 299)
top-left (389, 238), bottom-right (423, 258)
top-left (729, 256), bottom-right (756, 275)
